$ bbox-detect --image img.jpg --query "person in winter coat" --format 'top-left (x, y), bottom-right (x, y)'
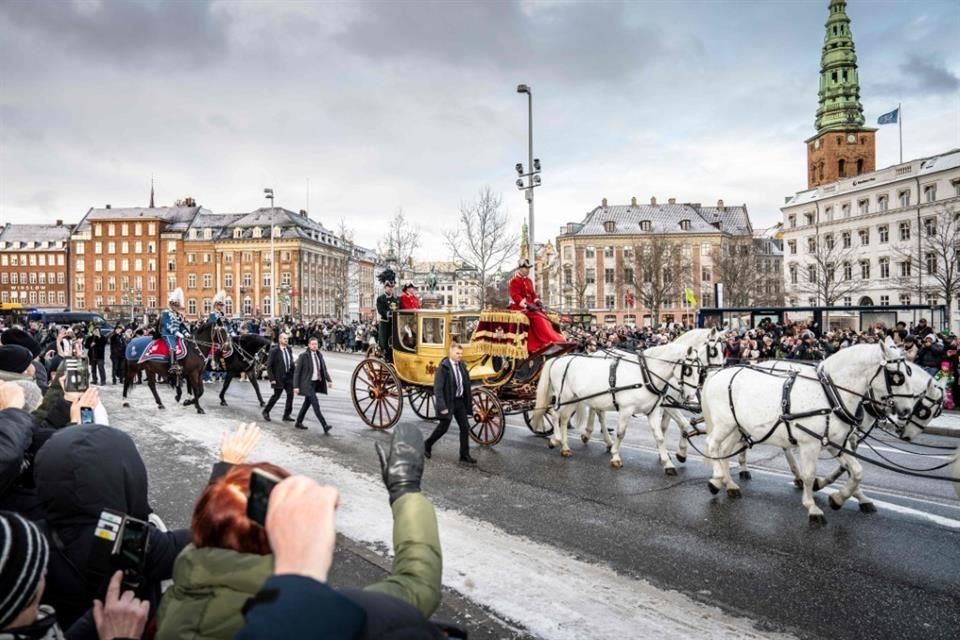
top-left (33, 425), bottom-right (190, 629)
top-left (915, 335), bottom-right (944, 376)
top-left (424, 342), bottom-right (475, 464)
top-left (1, 328), bottom-right (49, 392)
top-left (108, 324), bottom-right (126, 385)
top-left (83, 329), bottom-right (108, 386)
top-left (0, 383), bottom-right (36, 515)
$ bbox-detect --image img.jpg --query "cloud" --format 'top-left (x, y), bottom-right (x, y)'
top-left (0, 0), bottom-right (229, 68)
top-left (899, 56), bottom-right (960, 95)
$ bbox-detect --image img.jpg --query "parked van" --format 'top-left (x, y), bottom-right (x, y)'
top-left (27, 309), bottom-right (111, 331)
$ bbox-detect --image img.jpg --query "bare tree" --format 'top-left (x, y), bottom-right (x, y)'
top-left (713, 235), bottom-right (784, 307)
top-left (894, 205), bottom-right (960, 329)
top-left (378, 208), bottom-right (420, 280)
top-left (330, 219), bottom-right (355, 321)
top-left (790, 233), bottom-right (861, 306)
top-left (442, 186), bottom-right (518, 308)
top-left (571, 265), bottom-right (589, 310)
top-left (632, 239), bottom-right (683, 324)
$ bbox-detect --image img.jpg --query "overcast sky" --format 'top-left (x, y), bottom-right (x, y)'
top-left (1, 0), bottom-right (958, 257)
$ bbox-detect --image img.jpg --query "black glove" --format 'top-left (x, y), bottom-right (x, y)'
top-left (526, 304), bottom-right (539, 312)
top-left (374, 422), bottom-right (424, 505)
top-left (535, 301), bottom-right (544, 310)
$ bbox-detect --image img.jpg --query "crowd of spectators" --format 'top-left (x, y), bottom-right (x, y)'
top-left (0, 316), bottom-right (455, 639)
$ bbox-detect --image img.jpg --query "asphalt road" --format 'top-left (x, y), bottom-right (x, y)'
top-left (101, 350), bottom-right (960, 640)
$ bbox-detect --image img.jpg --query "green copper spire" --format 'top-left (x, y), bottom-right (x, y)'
top-left (814, 0), bottom-right (865, 134)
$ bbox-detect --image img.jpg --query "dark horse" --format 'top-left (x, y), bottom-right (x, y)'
top-left (218, 333), bottom-right (272, 408)
top-left (122, 323), bottom-right (227, 415)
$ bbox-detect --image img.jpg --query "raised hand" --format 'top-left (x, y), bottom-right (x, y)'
top-left (220, 422), bottom-right (262, 464)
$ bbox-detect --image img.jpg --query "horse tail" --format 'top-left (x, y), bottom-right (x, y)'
top-left (531, 357), bottom-right (558, 430)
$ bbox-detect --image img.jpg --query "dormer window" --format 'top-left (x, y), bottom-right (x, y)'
top-left (252, 227), bottom-right (262, 238)
top-left (204, 228), bottom-right (212, 240)
top-left (603, 221), bottom-right (616, 233)
top-left (189, 229), bottom-right (198, 240)
top-left (639, 220), bottom-right (652, 231)
top-left (233, 228), bottom-right (242, 239)
top-left (679, 219), bottom-right (691, 231)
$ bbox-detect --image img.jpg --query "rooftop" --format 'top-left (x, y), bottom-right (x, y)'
top-left (561, 199), bottom-right (752, 237)
top-left (75, 205), bottom-right (205, 233)
top-left (0, 222), bottom-right (74, 248)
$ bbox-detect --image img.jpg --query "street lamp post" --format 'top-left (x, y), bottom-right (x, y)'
top-left (264, 188), bottom-right (276, 321)
top-left (515, 84), bottom-right (541, 282)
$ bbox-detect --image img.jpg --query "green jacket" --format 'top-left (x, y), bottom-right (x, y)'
top-left (155, 493), bottom-right (442, 639)
top-left (155, 546), bottom-right (274, 640)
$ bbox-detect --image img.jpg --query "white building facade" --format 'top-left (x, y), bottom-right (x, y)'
top-left (781, 149), bottom-right (960, 333)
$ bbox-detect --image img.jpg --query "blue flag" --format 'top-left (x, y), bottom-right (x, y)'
top-left (877, 108), bottom-right (899, 125)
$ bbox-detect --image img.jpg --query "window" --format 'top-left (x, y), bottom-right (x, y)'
top-left (242, 273), bottom-right (252, 288)
top-left (879, 257), bottom-right (890, 279)
top-left (108, 258), bottom-right (116, 271)
top-left (924, 217), bottom-right (936, 236)
top-left (224, 273), bottom-right (234, 288)
top-left (120, 276), bottom-right (129, 290)
top-left (93, 258), bottom-right (102, 271)
top-left (624, 267), bottom-right (634, 283)
top-left (8, 273), bottom-right (15, 284)
top-left (878, 225), bottom-right (889, 243)
top-left (121, 241), bottom-right (128, 253)
top-left (808, 265), bottom-right (817, 282)
top-left (824, 207), bottom-right (834, 221)
top-left (843, 296), bottom-right (852, 307)
top-left (925, 252), bottom-right (937, 274)
top-left (842, 262), bottom-right (852, 280)
top-left (233, 229), bottom-right (242, 239)
top-left (841, 203), bottom-right (850, 218)
top-left (788, 214), bottom-right (796, 228)
top-left (858, 229), bottom-right (869, 246)
top-left (94, 242), bottom-right (102, 253)
top-left (121, 259), bottom-right (129, 271)
top-left (242, 252), bottom-right (252, 263)
top-left (824, 234), bottom-right (834, 249)
top-left (639, 220), bottom-right (652, 231)
top-left (38, 255), bottom-right (45, 266)
top-left (252, 227), bottom-right (262, 239)
top-left (57, 273), bottom-right (64, 284)
top-left (28, 272), bottom-right (36, 284)
top-left (804, 213), bottom-right (814, 226)
top-left (147, 242), bottom-right (155, 254)
top-left (787, 240), bottom-right (797, 254)
top-left (605, 295), bottom-right (616, 309)
top-left (878, 195), bottom-right (888, 211)
top-left (860, 260), bottom-right (870, 279)
top-left (107, 277), bottom-right (116, 291)
top-left (563, 267), bottom-right (572, 285)
top-left (184, 298), bottom-right (195, 315)
top-left (603, 221), bottom-right (616, 233)
top-left (563, 246), bottom-right (572, 260)
top-left (281, 272), bottom-right (292, 286)
top-left (148, 276), bottom-right (157, 290)
top-left (585, 268), bottom-right (596, 284)
top-left (38, 292), bottom-right (46, 305)
top-left (838, 159), bottom-right (846, 177)
top-left (623, 247), bottom-right (634, 260)
top-left (898, 261), bottom-right (911, 277)
top-left (807, 236), bottom-right (816, 252)
top-left (955, 180), bottom-right (960, 197)
top-left (242, 297), bottom-right (253, 315)
top-left (923, 184), bottom-right (937, 202)
top-left (604, 246), bottom-right (614, 258)
top-left (203, 274), bottom-right (212, 288)
top-left (604, 268), bottom-right (615, 284)
top-left (585, 295), bottom-right (596, 309)
top-left (202, 299), bottom-right (212, 314)
top-left (187, 253), bottom-right (196, 264)
top-left (38, 272), bottom-right (46, 285)
top-left (224, 253), bottom-right (233, 265)
top-left (900, 294), bottom-right (911, 305)
top-left (678, 219), bottom-right (691, 230)
top-left (585, 247), bottom-right (595, 259)
top-left (858, 199), bottom-right (869, 215)
top-left (108, 224), bottom-right (116, 237)
top-left (899, 190), bottom-right (910, 207)
top-left (899, 221), bottom-right (911, 241)
top-left (167, 240), bottom-right (177, 253)
top-left (93, 278), bottom-right (102, 292)
top-left (880, 295), bottom-right (889, 306)
top-left (701, 267), bottom-right (711, 281)
top-left (187, 274), bottom-right (197, 288)
top-left (842, 231), bottom-right (851, 248)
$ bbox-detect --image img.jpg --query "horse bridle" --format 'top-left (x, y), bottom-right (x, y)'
top-left (865, 355), bottom-right (914, 417)
top-left (908, 384), bottom-right (944, 426)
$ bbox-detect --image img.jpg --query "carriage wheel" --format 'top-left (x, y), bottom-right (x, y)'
top-left (522, 408), bottom-right (556, 438)
top-left (408, 387), bottom-right (438, 421)
top-left (351, 358), bottom-right (403, 430)
top-left (470, 387), bottom-right (506, 446)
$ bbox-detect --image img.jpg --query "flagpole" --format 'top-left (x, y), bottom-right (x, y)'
top-left (898, 102), bottom-right (903, 164)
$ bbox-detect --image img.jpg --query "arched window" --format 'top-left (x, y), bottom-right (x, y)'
top-left (856, 158), bottom-right (864, 175)
top-left (838, 159), bottom-right (846, 177)
top-left (678, 219), bottom-right (691, 231)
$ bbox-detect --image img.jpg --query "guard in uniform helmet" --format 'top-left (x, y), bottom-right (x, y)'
top-left (376, 269), bottom-right (399, 362)
top-left (207, 290), bottom-right (228, 369)
top-left (161, 288), bottom-right (190, 374)
top-left (509, 258), bottom-right (567, 354)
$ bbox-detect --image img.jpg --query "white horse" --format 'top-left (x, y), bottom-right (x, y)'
top-left (731, 358), bottom-right (941, 513)
top-left (701, 342), bottom-right (917, 526)
top-left (532, 342), bottom-right (704, 470)
top-left (576, 328), bottom-right (726, 474)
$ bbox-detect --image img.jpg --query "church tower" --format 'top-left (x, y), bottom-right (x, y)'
top-left (805, 0), bottom-right (876, 188)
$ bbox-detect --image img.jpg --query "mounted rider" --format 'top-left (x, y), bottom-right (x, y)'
top-left (206, 290), bottom-right (228, 369)
top-left (161, 288), bottom-right (190, 374)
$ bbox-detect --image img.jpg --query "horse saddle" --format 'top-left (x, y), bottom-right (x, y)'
top-left (131, 337), bottom-right (188, 364)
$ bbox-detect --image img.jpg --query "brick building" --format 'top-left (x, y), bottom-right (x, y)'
top-left (0, 221), bottom-right (73, 308)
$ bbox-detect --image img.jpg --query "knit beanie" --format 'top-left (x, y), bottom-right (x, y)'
top-left (0, 511), bottom-right (50, 628)
top-left (0, 329), bottom-right (41, 359)
top-left (0, 345), bottom-right (34, 375)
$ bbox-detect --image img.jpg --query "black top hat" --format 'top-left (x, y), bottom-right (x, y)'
top-left (517, 258), bottom-right (532, 269)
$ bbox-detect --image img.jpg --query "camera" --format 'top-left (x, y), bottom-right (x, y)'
top-left (63, 357), bottom-right (90, 393)
top-left (87, 509), bottom-right (152, 599)
top-left (80, 407), bottom-right (95, 424)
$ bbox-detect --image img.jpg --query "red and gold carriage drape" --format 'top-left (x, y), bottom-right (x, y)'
top-left (472, 310), bottom-right (529, 360)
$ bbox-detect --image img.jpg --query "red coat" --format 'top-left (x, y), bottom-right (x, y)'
top-left (399, 292), bottom-right (421, 310)
top-left (508, 274), bottom-right (539, 310)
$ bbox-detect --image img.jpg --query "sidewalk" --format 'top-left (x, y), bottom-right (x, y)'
top-left (927, 410), bottom-right (960, 438)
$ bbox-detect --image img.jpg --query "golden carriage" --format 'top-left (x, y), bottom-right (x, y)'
top-left (349, 308), bottom-right (575, 445)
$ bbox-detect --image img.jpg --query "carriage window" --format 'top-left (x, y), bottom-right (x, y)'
top-left (420, 317), bottom-right (445, 346)
top-left (397, 313), bottom-right (417, 352)
top-left (451, 316), bottom-right (479, 343)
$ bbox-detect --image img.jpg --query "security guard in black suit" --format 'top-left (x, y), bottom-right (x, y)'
top-left (424, 341), bottom-right (476, 464)
top-left (262, 331), bottom-right (295, 422)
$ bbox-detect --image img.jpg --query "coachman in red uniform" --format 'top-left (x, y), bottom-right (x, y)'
top-left (508, 258), bottom-right (566, 354)
top-left (399, 282), bottom-right (421, 310)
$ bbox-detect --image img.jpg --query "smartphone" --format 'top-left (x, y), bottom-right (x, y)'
top-left (115, 516), bottom-right (150, 595)
top-left (80, 407), bottom-right (95, 424)
top-left (247, 468), bottom-right (282, 527)
top-left (63, 357), bottom-right (90, 393)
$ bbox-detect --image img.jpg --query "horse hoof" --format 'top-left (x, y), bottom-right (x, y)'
top-left (859, 502), bottom-right (877, 514)
top-left (676, 454), bottom-right (687, 464)
top-left (560, 449), bottom-right (572, 458)
top-left (580, 434), bottom-right (590, 444)
top-left (665, 467), bottom-right (678, 476)
top-left (793, 478), bottom-right (803, 490)
top-left (220, 400), bottom-right (227, 407)
top-left (707, 481), bottom-right (720, 495)
top-left (829, 494), bottom-right (844, 511)
top-left (813, 478), bottom-right (825, 492)
top-left (158, 405), bottom-right (165, 410)
top-left (610, 459), bottom-right (623, 469)
top-left (122, 402), bottom-right (130, 408)
top-left (808, 514), bottom-right (827, 528)
top-left (739, 470), bottom-right (752, 480)
top-left (726, 488), bottom-right (742, 499)
top-left (197, 408), bottom-right (206, 415)
top-left (548, 439), bottom-right (556, 449)
top-left (605, 445), bottom-right (612, 452)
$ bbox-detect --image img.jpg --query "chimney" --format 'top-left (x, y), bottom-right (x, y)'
top-left (668, 197), bottom-right (676, 205)
top-left (717, 199), bottom-right (724, 209)
top-left (601, 198), bottom-right (608, 208)
top-left (299, 209), bottom-right (308, 218)
top-left (105, 204), bottom-right (111, 209)
top-left (55, 219), bottom-right (63, 226)
top-left (630, 196), bottom-right (637, 207)
top-left (650, 196), bottom-right (657, 206)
